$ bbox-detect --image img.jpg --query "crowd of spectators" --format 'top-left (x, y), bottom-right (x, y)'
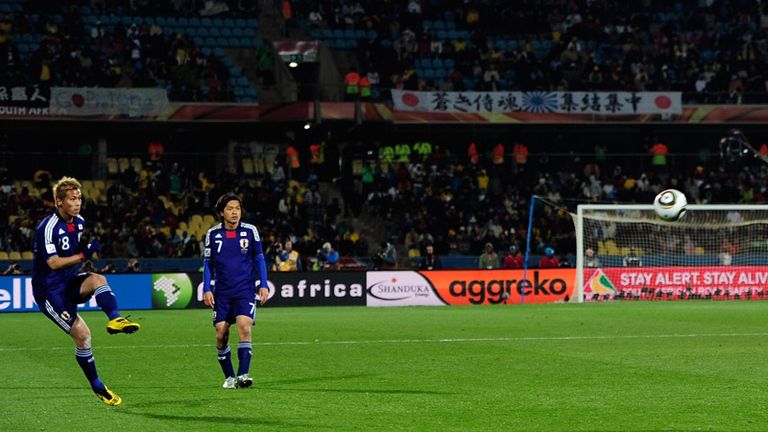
top-left (349, 133), bottom-right (768, 267)
top-left (1, 130), bottom-right (768, 270)
top-left (0, 140), bottom-right (368, 271)
top-left (293, 0), bottom-right (768, 103)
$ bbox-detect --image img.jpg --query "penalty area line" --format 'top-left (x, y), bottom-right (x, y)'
top-left (2, 332), bottom-right (768, 352)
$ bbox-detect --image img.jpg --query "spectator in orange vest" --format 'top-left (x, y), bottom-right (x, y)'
top-left (282, 0), bottom-right (293, 24)
top-left (344, 67), bottom-right (360, 101)
top-left (513, 142), bottom-right (528, 165)
top-left (148, 141), bottom-right (164, 162)
top-left (309, 142), bottom-right (324, 164)
top-left (286, 144), bottom-right (300, 176)
top-left (492, 142), bottom-right (505, 165)
top-left (468, 142), bottom-right (479, 165)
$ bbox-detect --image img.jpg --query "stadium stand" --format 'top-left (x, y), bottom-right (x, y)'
top-left (0, 0), bottom-right (262, 102)
top-left (292, 0), bottom-right (768, 103)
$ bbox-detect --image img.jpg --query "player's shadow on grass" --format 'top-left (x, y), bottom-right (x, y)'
top-left (115, 410), bottom-right (318, 429)
top-left (258, 373), bottom-right (456, 395)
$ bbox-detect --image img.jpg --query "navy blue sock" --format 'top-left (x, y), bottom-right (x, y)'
top-left (237, 342), bottom-right (252, 376)
top-left (94, 285), bottom-right (121, 320)
top-left (217, 346), bottom-right (235, 378)
top-left (75, 347), bottom-right (104, 391)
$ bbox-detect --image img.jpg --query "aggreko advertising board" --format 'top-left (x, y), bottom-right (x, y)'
top-left (367, 270), bottom-right (576, 306)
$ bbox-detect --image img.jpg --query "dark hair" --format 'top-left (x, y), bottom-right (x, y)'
top-left (214, 193), bottom-right (242, 216)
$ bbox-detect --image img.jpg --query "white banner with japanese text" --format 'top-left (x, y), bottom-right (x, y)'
top-left (391, 90), bottom-right (682, 115)
top-left (0, 86), bottom-right (50, 116)
top-left (50, 87), bottom-right (169, 117)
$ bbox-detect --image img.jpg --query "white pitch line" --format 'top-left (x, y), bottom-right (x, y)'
top-left (2, 333), bottom-right (768, 352)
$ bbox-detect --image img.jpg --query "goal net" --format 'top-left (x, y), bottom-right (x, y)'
top-left (574, 204), bottom-right (768, 302)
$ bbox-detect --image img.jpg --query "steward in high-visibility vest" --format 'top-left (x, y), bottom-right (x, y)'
top-left (413, 141), bottom-right (432, 161)
top-left (378, 144), bottom-right (394, 163)
top-left (394, 142), bottom-right (411, 163)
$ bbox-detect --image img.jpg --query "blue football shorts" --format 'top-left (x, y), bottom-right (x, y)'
top-left (33, 273), bottom-right (92, 334)
top-left (212, 291), bottom-right (257, 326)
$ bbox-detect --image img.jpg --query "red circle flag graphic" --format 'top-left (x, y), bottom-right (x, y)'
top-left (71, 94), bottom-right (85, 108)
top-left (401, 92), bottom-right (420, 107)
top-left (654, 95), bottom-right (672, 109)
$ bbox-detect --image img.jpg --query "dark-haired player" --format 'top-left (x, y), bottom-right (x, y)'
top-left (32, 176), bottom-right (140, 406)
top-left (203, 193), bottom-right (269, 389)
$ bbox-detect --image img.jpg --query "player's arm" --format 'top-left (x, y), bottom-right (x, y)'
top-left (253, 240), bottom-right (269, 305)
top-left (47, 254), bottom-right (87, 270)
top-left (202, 230), bottom-right (215, 307)
top-left (43, 229), bottom-right (97, 270)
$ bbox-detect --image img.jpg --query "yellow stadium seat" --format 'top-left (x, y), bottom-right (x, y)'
top-left (242, 158), bottom-right (254, 175)
top-left (82, 180), bottom-right (94, 190)
top-left (695, 247), bottom-right (705, 255)
top-left (8, 251), bottom-right (21, 260)
top-left (0, 251), bottom-right (9, 260)
top-left (107, 158), bottom-right (119, 175)
top-left (118, 158), bottom-right (130, 173)
top-left (202, 214), bottom-right (216, 226)
top-left (178, 221), bottom-right (188, 231)
top-left (94, 180), bottom-right (106, 191)
top-left (21, 251), bottom-right (33, 260)
top-left (130, 157), bottom-right (142, 173)
top-left (190, 214), bottom-right (203, 226)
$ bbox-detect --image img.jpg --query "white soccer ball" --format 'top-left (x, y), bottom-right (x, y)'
top-left (653, 189), bottom-right (688, 221)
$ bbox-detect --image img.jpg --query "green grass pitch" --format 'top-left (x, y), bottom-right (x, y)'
top-left (2, 301), bottom-right (768, 431)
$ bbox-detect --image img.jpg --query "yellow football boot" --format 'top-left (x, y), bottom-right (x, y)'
top-left (106, 316), bottom-right (141, 335)
top-left (95, 386), bottom-right (123, 406)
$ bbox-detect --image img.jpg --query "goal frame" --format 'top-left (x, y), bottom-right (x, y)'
top-left (575, 203), bottom-right (768, 303)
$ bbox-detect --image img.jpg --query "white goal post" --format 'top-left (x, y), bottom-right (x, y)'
top-left (574, 204), bottom-right (768, 303)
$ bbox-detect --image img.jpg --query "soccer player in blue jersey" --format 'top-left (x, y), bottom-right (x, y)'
top-left (32, 177), bottom-right (141, 406)
top-left (203, 193), bottom-right (270, 389)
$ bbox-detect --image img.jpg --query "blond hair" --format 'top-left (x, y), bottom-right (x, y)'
top-left (53, 176), bottom-right (82, 201)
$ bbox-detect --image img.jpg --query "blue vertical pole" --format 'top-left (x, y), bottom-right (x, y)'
top-left (522, 195), bottom-right (536, 304)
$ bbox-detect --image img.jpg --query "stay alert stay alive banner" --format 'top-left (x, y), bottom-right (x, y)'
top-left (584, 266), bottom-right (768, 301)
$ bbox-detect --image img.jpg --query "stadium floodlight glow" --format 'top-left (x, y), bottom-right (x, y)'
top-left (303, 122), bottom-right (311, 130)
top-left (288, 61), bottom-right (298, 68)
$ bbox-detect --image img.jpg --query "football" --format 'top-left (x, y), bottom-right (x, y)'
top-left (653, 189), bottom-right (688, 221)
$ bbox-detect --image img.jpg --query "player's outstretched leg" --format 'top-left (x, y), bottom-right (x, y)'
top-left (94, 385), bottom-right (123, 406)
top-left (81, 278), bottom-right (140, 335)
top-left (106, 316), bottom-right (141, 334)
